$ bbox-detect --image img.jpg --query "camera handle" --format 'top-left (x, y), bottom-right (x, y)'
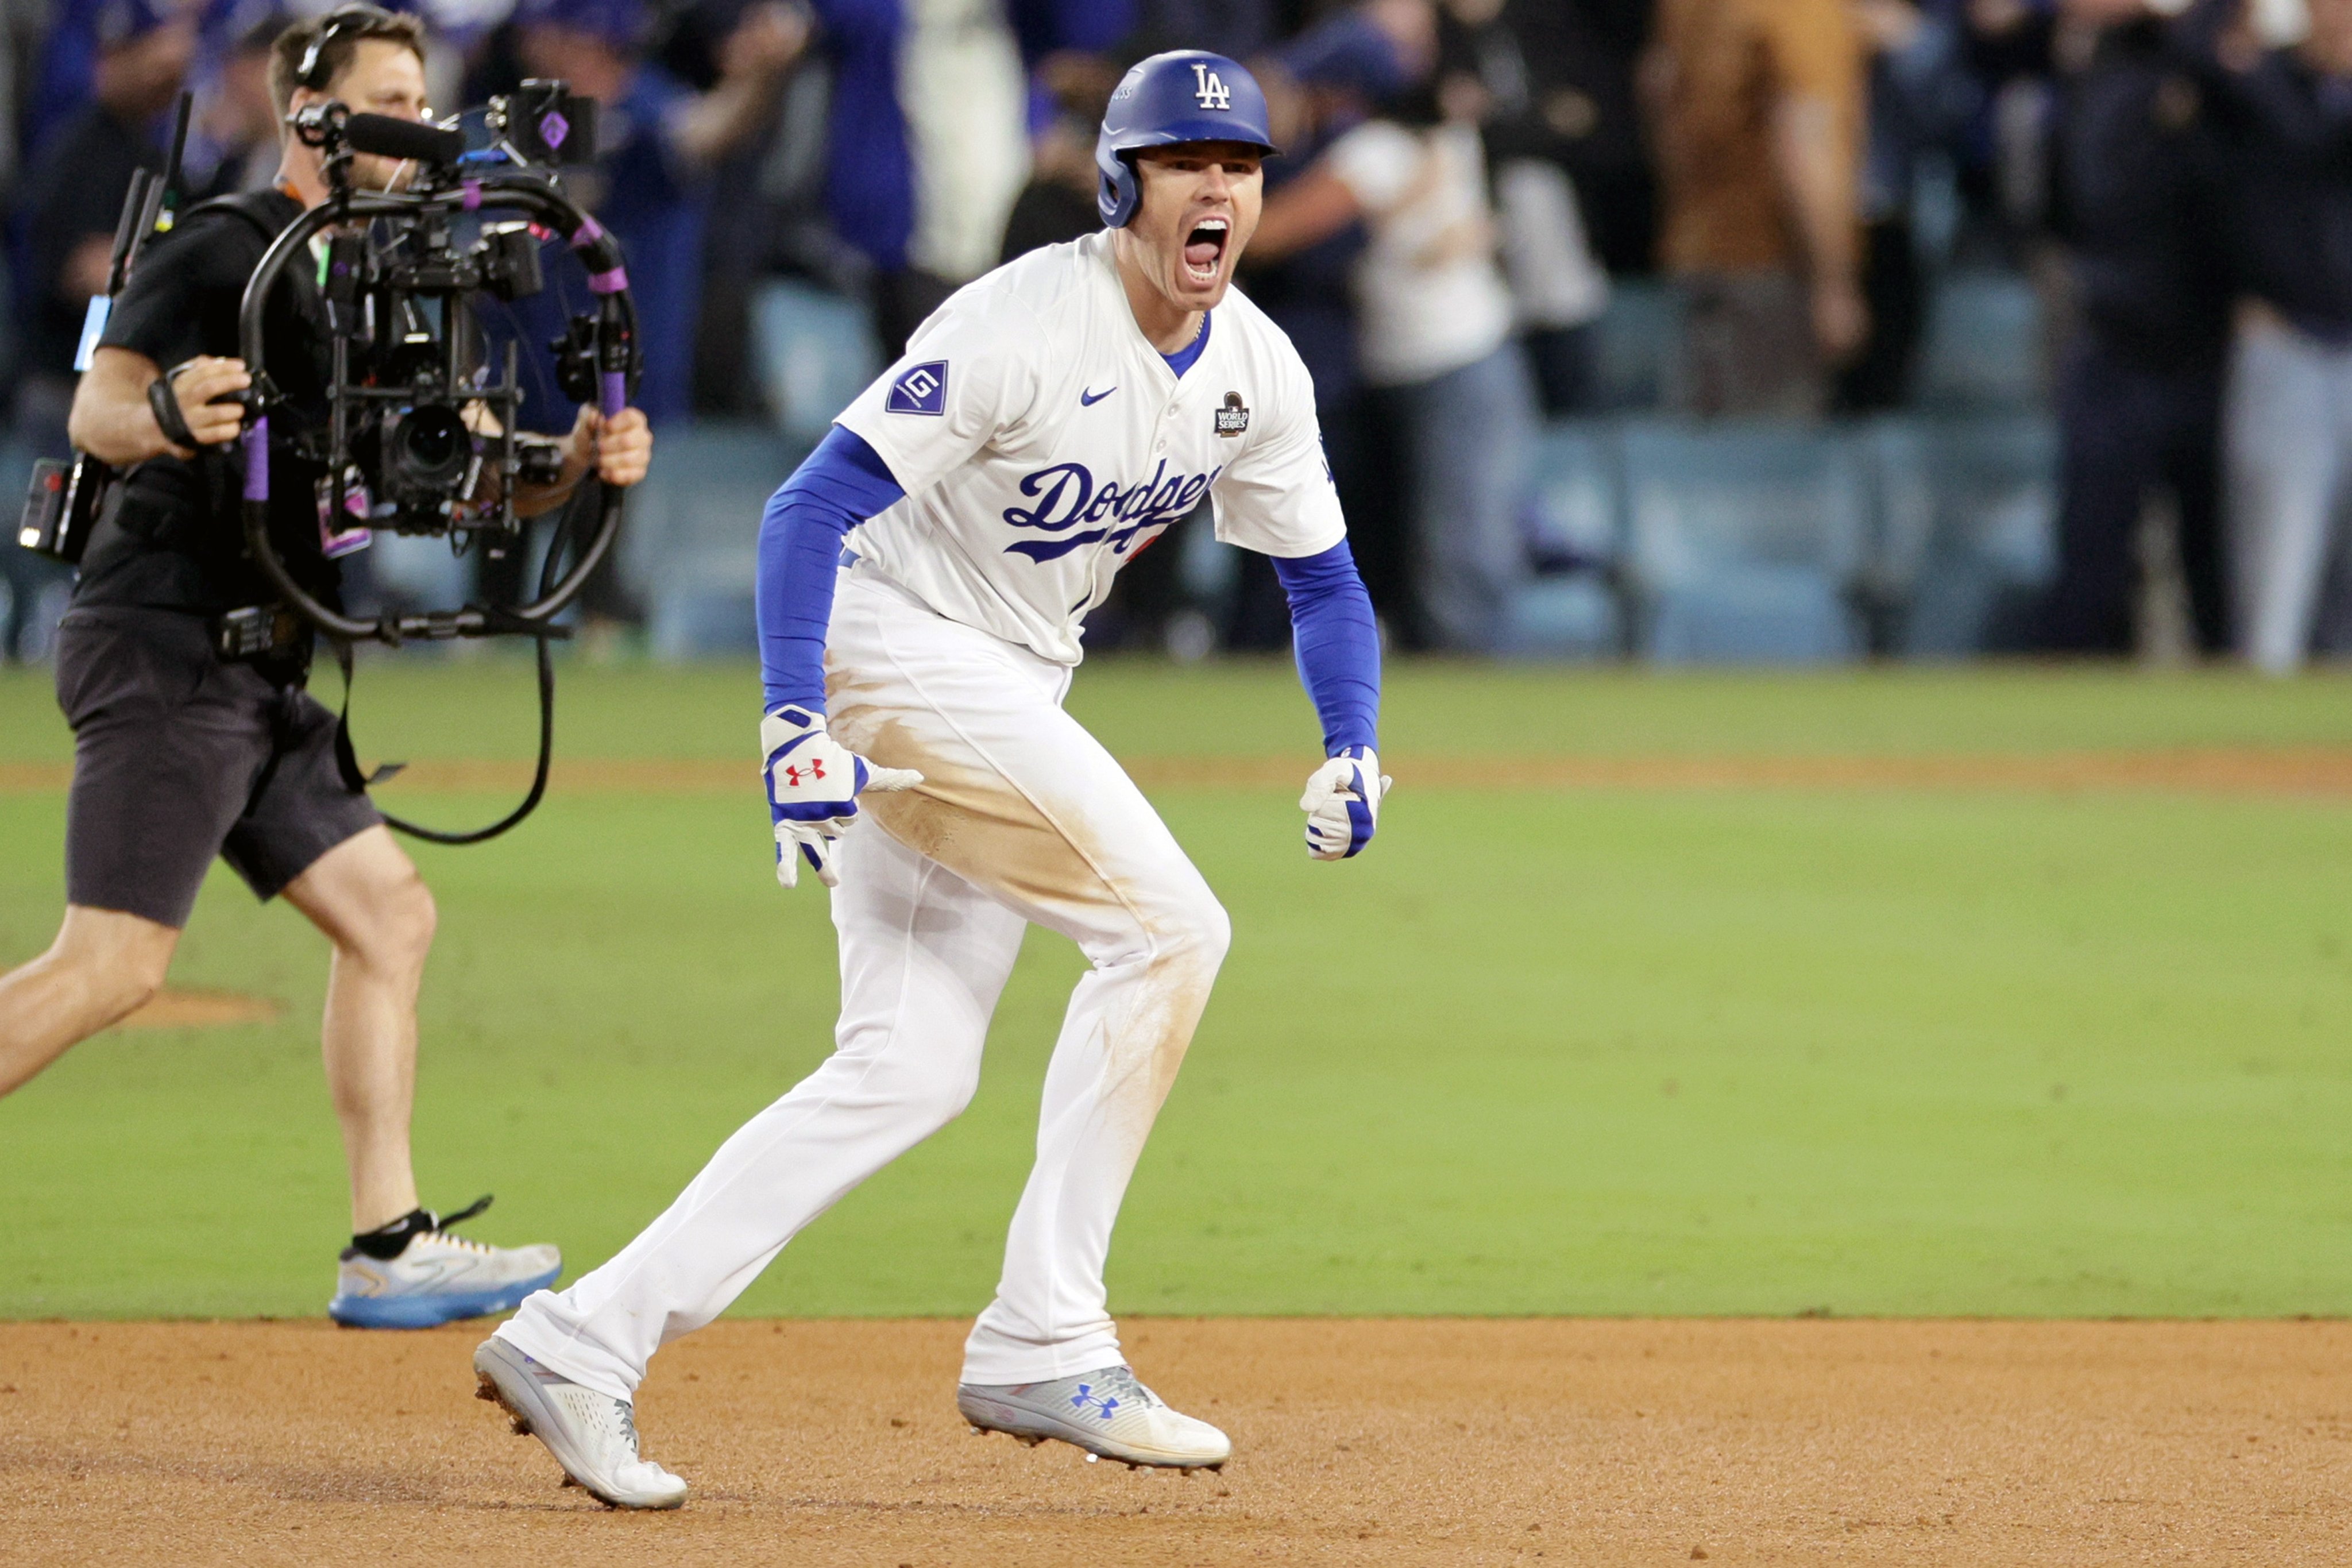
top-left (324, 495), bottom-right (582, 847)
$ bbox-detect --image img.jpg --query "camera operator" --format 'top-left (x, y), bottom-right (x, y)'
top-left (0, 5), bottom-right (655, 1329)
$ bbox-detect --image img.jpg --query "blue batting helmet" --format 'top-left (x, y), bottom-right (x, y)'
top-left (1095, 51), bottom-right (1279, 229)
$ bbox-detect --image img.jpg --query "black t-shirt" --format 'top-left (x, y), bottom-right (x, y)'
top-left (998, 179), bottom-right (1100, 267)
top-left (2207, 55), bottom-right (2352, 345)
top-left (20, 103), bottom-right (160, 380)
top-left (74, 189), bottom-right (342, 615)
top-left (2049, 23), bottom-right (2232, 375)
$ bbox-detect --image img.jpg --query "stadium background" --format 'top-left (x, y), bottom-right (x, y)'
top-left (9, 0), bottom-right (2352, 1561)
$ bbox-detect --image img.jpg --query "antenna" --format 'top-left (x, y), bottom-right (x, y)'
top-left (105, 169), bottom-right (154, 295)
top-left (123, 90), bottom-right (195, 274)
top-left (162, 88), bottom-right (193, 201)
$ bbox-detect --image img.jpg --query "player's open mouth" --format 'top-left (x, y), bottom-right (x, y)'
top-left (1182, 217), bottom-right (1230, 285)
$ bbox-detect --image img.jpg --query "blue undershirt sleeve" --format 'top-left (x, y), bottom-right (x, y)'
top-left (756, 424), bottom-right (907, 713)
top-left (1271, 538), bottom-right (1381, 756)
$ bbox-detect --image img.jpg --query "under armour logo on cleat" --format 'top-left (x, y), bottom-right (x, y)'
top-left (1070, 1384), bottom-right (1121, 1420)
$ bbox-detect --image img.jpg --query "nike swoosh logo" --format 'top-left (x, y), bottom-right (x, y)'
top-left (1080, 386), bottom-right (1117, 406)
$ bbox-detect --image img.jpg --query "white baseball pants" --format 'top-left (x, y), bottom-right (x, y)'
top-left (497, 569), bottom-right (1230, 1400)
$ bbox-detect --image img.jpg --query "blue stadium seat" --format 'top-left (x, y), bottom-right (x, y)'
top-left (1866, 414), bottom-right (2058, 657)
top-left (1523, 420), bottom-right (1623, 563)
top-left (1913, 271), bottom-right (2048, 414)
top-left (1175, 494), bottom-right (1238, 608)
top-left (646, 573), bottom-right (764, 661)
top-left (622, 422), bottom-right (806, 659)
top-left (751, 279), bottom-right (880, 446)
top-left (1617, 420), bottom-right (1870, 664)
top-left (1589, 281), bottom-right (1682, 412)
top-left (1508, 420), bottom-right (1627, 657)
top-left (1505, 578), bottom-right (1623, 658)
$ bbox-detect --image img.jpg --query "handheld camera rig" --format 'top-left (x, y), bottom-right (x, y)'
top-left (23, 83), bottom-right (642, 844)
top-left (233, 86), bottom-right (638, 843)
top-left (242, 85), bottom-right (636, 648)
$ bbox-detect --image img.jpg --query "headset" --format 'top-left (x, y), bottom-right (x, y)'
top-left (293, 4), bottom-right (398, 94)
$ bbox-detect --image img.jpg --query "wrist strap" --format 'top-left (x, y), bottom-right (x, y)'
top-left (148, 373), bottom-right (198, 449)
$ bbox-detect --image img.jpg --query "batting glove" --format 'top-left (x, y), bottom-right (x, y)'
top-left (762, 705), bottom-right (923, 889)
top-left (1300, 746), bottom-right (1389, 860)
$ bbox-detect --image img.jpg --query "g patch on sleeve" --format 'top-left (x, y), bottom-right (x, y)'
top-left (886, 360), bottom-right (949, 416)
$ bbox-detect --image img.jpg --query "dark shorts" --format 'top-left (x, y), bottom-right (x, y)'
top-left (55, 606), bottom-right (382, 928)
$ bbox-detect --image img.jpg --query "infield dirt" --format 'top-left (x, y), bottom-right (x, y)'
top-left (6, 1318), bottom-right (2350, 1566)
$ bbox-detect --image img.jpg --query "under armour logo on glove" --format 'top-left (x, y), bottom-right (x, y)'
top-left (761, 705), bottom-right (924, 889)
top-left (1300, 746), bottom-right (1389, 860)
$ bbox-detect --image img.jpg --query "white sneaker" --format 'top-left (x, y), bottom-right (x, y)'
top-left (957, 1365), bottom-right (1231, 1469)
top-left (327, 1202), bottom-right (561, 1329)
top-left (473, 1336), bottom-right (690, 1509)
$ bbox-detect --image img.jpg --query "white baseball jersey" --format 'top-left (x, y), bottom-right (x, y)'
top-left (834, 230), bottom-right (1346, 666)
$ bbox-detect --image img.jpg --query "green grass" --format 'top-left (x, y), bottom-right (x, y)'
top-left (3, 658), bottom-right (2351, 1319)
top-left (13, 654), bottom-right (2352, 764)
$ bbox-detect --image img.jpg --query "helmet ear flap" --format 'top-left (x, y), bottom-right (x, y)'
top-left (1099, 149), bottom-right (1141, 228)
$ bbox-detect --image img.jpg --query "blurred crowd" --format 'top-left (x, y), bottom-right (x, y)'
top-left (2, 0), bottom-right (2350, 669)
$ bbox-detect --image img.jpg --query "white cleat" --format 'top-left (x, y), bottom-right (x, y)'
top-left (328, 1199), bottom-right (561, 1330)
top-left (473, 1337), bottom-right (689, 1509)
top-left (957, 1365), bottom-right (1231, 1470)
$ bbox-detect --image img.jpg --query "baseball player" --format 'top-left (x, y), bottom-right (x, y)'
top-left (473, 51), bottom-right (1387, 1509)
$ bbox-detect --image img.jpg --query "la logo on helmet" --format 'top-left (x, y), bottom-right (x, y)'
top-left (1191, 63), bottom-right (1231, 110)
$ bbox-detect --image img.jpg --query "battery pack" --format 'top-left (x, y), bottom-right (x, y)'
top-left (17, 455), bottom-right (108, 565)
top-left (213, 603), bottom-right (307, 663)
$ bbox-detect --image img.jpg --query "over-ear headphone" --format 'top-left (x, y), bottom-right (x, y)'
top-left (294, 4), bottom-right (396, 93)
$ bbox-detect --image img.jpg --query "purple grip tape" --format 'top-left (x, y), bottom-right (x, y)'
top-left (599, 372), bottom-right (626, 417)
top-left (242, 418), bottom-right (269, 500)
top-left (461, 180), bottom-right (482, 211)
top-left (569, 216), bottom-right (606, 248)
top-left (586, 267), bottom-right (628, 295)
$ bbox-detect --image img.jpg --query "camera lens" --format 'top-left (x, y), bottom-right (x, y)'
top-left (388, 403), bottom-right (472, 489)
